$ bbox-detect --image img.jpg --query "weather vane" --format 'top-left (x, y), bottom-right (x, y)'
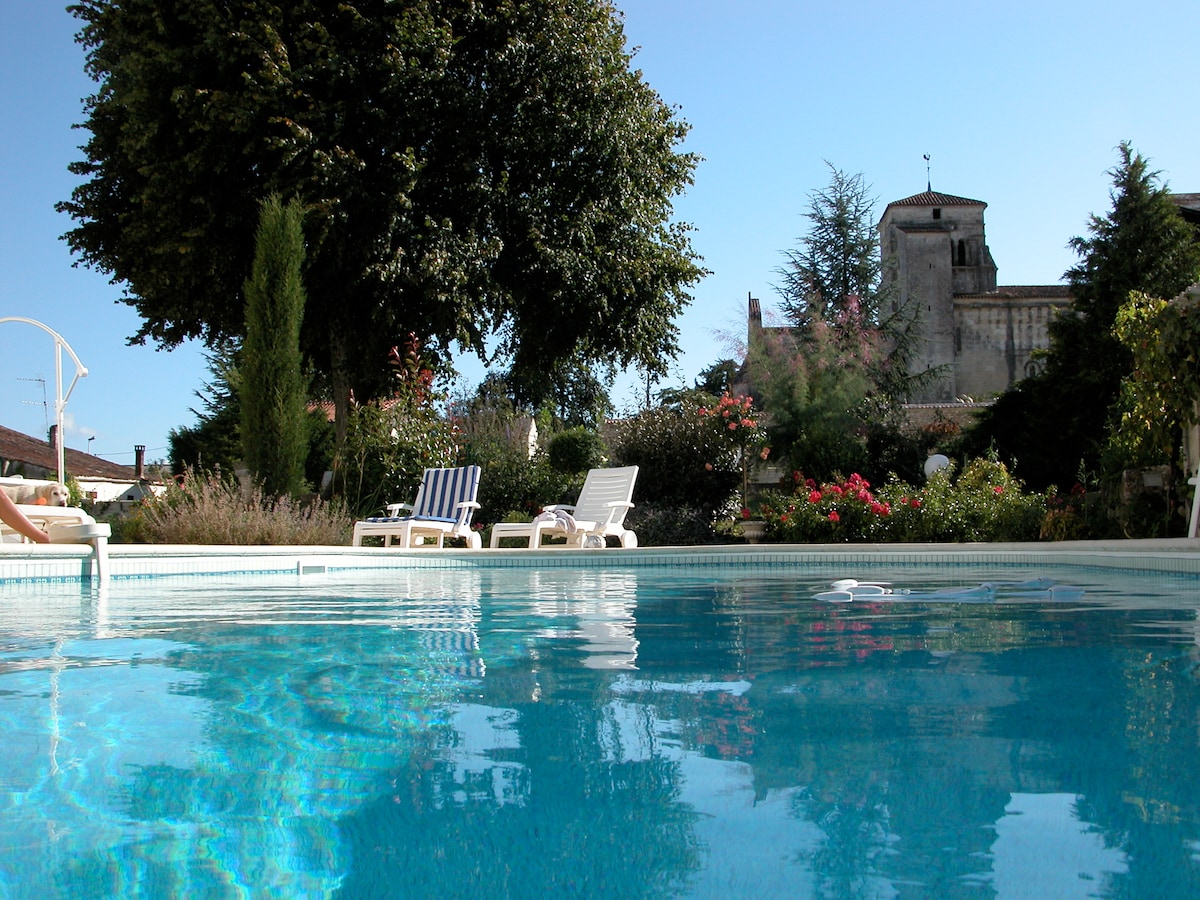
top-left (924, 154), bottom-right (931, 192)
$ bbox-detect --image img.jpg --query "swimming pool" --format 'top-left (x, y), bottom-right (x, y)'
top-left (4, 560), bottom-right (1200, 898)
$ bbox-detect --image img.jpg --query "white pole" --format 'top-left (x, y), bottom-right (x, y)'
top-left (0, 317), bottom-right (88, 485)
top-left (54, 333), bottom-right (64, 483)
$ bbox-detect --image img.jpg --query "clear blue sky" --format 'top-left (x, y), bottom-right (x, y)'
top-left (2, 1), bottom-right (1198, 466)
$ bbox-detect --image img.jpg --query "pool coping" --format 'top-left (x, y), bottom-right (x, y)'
top-left (4, 538), bottom-right (1200, 583)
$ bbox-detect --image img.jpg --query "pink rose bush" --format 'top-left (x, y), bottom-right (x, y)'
top-left (698, 392), bottom-right (768, 514)
top-left (757, 473), bottom-right (893, 542)
top-left (754, 458), bottom-right (1049, 543)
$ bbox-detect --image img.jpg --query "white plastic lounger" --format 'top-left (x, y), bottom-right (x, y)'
top-left (1, 504), bottom-right (112, 583)
top-left (490, 465), bottom-right (638, 549)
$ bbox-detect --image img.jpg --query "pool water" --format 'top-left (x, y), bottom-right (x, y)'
top-left (4, 563), bottom-right (1200, 898)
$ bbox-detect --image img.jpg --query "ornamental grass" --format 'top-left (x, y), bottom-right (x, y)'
top-left (124, 467), bottom-right (352, 545)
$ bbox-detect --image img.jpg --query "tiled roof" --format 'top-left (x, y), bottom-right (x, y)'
top-left (887, 190), bottom-right (986, 208)
top-left (0, 424), bottom-right (138, 480)
top-left (307, 398), bottom-right (401, 423)
top-left (1172, 194), bottom-right (1200, 225)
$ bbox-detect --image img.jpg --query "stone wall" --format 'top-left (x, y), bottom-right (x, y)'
top-left (953, 291), bottom-right (1068, 398)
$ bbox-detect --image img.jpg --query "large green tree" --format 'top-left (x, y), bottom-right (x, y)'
top-left (60, 0), bottom-right (703, 437)
top-left (964, 142), bottom-right (1200, 489)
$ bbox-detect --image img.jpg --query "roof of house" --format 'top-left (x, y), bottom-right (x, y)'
top-left (0, 424), bottom-right (139, 480)
top-left (885, 190), bottom-right (987, 209)
top-left (1172, 193), bottom-right (1200, 225)
top-left (307, 398), bottom-right (402, 423)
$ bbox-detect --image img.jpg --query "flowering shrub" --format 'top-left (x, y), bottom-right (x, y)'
top-left (609, 397), bottom-right (755, 519)
top-left (335, 335), bottom-right (459, 516)
top-left (1039, 483), bottom-right (1098, 540)
top-left (698, 392), bottom-right (762, 436)
top-left (697, 392), bottom-right (768, 512)
top-left (337, 401), bottom-right (459, 516)
top-left (759, 473), bottom-right (893, 543)
top-left (755, 458), bottom-right (1049, 543)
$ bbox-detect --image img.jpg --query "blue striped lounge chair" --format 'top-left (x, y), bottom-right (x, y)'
top-left (352, 465), bottom-right (482, 549)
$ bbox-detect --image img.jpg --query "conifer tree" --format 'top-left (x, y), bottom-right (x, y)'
top-left (241, 195), bottom-right (308, 498)
top-left (777, 164), bottom-right (883, 331)
top-left (964, 142), bottom-right (1200, 489)
top-left (167, 342), bottom-right (242, 476)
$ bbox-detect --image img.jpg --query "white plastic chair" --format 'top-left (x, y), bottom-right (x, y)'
top-left (490, 466), bottom-right (639, 549)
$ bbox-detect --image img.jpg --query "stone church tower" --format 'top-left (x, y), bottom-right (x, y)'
top-left (877, 190), bottom-right (1068, 403)
top-left (745, 187), bottom-right (1071, 413)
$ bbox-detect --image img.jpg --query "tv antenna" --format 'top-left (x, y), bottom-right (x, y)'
top-left (18, 376), bottom-right (49, 433)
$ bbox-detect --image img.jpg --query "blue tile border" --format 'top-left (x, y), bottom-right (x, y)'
top-left (5, 540), bottom-right (1200, 585)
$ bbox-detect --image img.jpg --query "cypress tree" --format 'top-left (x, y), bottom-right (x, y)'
top-left (241, 194), bottom-right (307, 498)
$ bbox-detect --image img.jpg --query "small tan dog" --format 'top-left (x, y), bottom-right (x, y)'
top-left (0, 481), bottom-right (70, 507)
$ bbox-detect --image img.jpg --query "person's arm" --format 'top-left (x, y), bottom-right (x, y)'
top-left (0, 491), bottom-right (51, 543)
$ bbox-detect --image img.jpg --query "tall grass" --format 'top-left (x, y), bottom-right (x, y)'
top-left (127, 468), bottom-right (352, 545)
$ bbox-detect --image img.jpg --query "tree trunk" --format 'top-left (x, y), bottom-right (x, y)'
top-left (330, 329), bottom-right (353, 447)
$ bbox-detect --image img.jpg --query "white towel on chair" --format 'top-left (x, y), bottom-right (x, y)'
top-left (535, 509), bottom-right (577, 532)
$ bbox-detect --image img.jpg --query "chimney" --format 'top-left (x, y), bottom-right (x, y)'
top-left (135, 444), bottom-right (145, 480)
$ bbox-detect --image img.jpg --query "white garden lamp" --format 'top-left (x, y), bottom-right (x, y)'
top-left (0, 317), bottom-right (89, 485)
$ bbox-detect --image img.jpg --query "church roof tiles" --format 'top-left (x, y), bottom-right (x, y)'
top-left (886, 190), bottom-right (986, 208)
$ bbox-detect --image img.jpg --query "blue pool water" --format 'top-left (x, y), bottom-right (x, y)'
top-left (4, 563), bottom-right (1200, 898)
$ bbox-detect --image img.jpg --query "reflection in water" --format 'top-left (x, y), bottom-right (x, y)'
top-left (1, 566), bottom-right (1200, 896)
top-left (985, 794), bottom-right (1129, 896)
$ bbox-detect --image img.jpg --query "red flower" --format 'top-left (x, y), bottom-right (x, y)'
top-left (808, 490), bottom-right (822, 503)
top-left (993, 485), bottom-right (1004, 495)
top-left (828, 511), bottom-right (840, 523)
top-left (741, 507), bottom-right (751, 519)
